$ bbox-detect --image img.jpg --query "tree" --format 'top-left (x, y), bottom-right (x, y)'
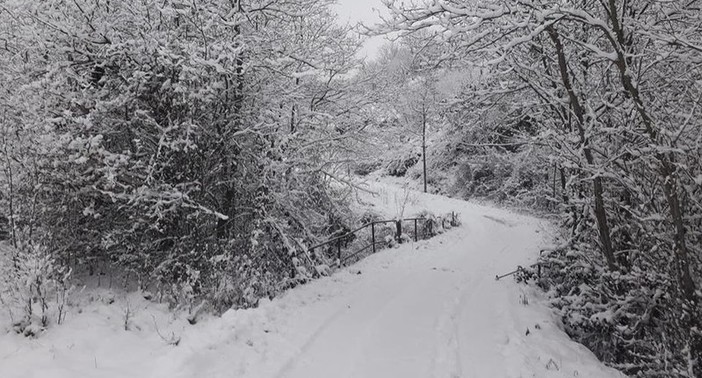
top-left (377, 1), bottom-right (702, 375)
top-left (356, 39), bottom-right (446, 191)
top-left (0, 0), bottom-right (367, 315)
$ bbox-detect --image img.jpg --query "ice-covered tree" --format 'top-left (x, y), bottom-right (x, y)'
top-left (376, 1), bottom-right (702, 375)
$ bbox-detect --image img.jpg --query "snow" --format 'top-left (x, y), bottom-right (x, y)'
top-left (0, 181), bottom-right (623, 378)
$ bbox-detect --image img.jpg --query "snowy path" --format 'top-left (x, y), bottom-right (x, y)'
top-left (276, 215), bottom-right (525, 377)
top-left (0, 182), bottom-right (624, 378)
top-left (258, 182), bottom-right (621, 378)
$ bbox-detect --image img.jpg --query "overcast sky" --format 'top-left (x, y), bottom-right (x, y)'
top-left (333, 0), bottom-right (390, 59)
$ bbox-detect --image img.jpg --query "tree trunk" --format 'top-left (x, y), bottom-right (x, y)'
top-left (605, 0), bottom-right (697, 305)
top-left (603, 3), bottom-right (701, 371)
top-left (217, 2), bottom-right (245, 239)
top-left (422, 108), bottom-right (427, 193)
top-left (547, 25), bottom-right (617, 271)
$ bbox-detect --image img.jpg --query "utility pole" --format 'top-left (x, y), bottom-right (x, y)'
top-left (422, 106), bottom-right (427, 193)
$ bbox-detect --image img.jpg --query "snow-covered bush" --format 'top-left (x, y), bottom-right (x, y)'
top-left (353, 161), bottom-right (382, 177)
top-left (528, 242), bottom-right (695, 377)
top-left (429, 105), bottom-right (554, 211)
top-left (0, 238), bottom-right (72, 336)
top-left (414, 210), bottom-right (461, 237)
top-left (386, 151), bottom-right (421, 177)
top-left (0, 0), bottom-right (363, 316)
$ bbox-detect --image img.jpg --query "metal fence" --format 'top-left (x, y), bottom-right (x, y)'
top-left (300, 212), bottom-right (458, 267)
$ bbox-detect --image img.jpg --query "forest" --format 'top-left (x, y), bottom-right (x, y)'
top-left (0, 1), bottom-right (701, 377)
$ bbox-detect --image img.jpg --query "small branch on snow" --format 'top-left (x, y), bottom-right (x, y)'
top-left (151, 315), bottom-right (181, 346)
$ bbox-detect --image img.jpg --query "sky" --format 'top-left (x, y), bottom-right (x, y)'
top-left (333, 0), bottom-right (390, 59)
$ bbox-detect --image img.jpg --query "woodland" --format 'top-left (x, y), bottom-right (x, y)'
top-left (0, 1), bottom-right (701, 377)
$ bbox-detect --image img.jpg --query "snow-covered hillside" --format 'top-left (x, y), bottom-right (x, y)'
top-left (0, 182), bottom-right (623, 378)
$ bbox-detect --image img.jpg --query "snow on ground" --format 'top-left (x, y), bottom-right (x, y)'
top-left (0, 181), bottom-right (624, 378)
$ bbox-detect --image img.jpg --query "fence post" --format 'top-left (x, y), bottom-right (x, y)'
top-left (371, 222), bottom-right (376, 254)
top-left (414, 219), bottom-right (418, 242)
top-left (291, 251), bottom-right (298, 278)
top-left (451, 211), bottom-right (455, 226)
top-left (337, 239), bottom-right (341, 263)
top-left (538, 250), bottom-right (543, 279)
top-left (396, 220), bottom-right (402, 243)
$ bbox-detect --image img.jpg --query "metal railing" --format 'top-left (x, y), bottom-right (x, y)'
top-left (300, 212), bottom-right (457, 267)
top-left (495, 249), bottom-right (546, 281)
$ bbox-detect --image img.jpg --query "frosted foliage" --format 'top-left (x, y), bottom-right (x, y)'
top-left (0, 0), bottom-right (366, 313)
top-left (377, 1), bottom-right (702, 376)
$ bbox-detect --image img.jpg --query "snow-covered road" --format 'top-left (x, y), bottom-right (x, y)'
top-left (259, 182), bottom-right (622, 378)
top-left (0, 182), bottom-right (624, 378)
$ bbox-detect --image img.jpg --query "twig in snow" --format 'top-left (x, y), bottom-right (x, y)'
top-left (151, 314), bottom-right (180, 346)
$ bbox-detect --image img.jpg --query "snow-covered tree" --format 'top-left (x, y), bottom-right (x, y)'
top-left (0, 0), bottom-right (367, 315)
top-left (377, 1), bottom-right (702, 375)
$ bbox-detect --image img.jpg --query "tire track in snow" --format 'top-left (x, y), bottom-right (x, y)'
top-left (429, 279), bottom-right (467, 378)
top-left (273, 302), bottom-right (349, 378)
top-left (427, 214), bottom-right (502, 378)
top-left (276, 231), bottom-right (471, 378)
top-left (274, 266), bottom-right (420, 378)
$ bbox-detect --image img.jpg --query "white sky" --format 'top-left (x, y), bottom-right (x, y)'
top-left (332, 0), bottom-right (390, 59)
